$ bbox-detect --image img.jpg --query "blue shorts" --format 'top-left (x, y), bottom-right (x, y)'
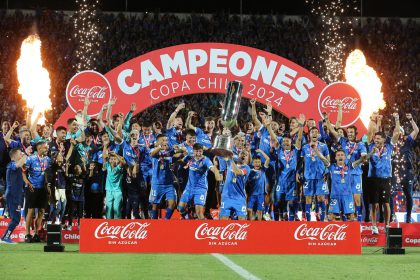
top-left (303, 179), bottom-right (329, 196)
top-left (275, 180), bottom-right (297, 201)
top-left (351, 174), bottom-right (363, 194)
top-left (329, 195), bottom-right (354, 215)
top-left (149, 184), bottom-right (176, 204)
top-left (247, 194), bottom-right (264, 211)
top-left (220, 197), bottom-right (247, 218)
top-left (141, 167), bottom-right (152, 184)
top-left (179, 188), bottom-right (207, 206)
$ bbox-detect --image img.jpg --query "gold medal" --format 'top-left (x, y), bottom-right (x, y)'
top-left (232, 177), bottom-right (237, 183)
top-left (347, 155), bottom-right (351, 159)
top-left (311, 157), bottom-right (315, 161)
top-left (286, 164), bottom-right (289, 168)
top-left (160, 164), bottom-right (164, 170)
top-left (341, 178), bottom-right (345, 183)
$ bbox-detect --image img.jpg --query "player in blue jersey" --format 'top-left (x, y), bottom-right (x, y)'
top-left (178, 143), bottom-right (221, 219)
top-left (327, 119), bottom-right (368, 222)
top-left (247, 149), bottom-right (270, 221)
top-left (24, 141), bottom-right (52, 242)
top-left (0, 148), bottom-right (27, 244)
top-left (175, 128), bottom-right (197, 193)
top-left (367, 113), bottom-right (400, 234)
top-left (186, 111), bottom-right (216, 150)
top-left (138, 120), bottom-right (156, 186)
top-left (250, 99), bottom-right (281, 220)
top-left (220, 150), bottom-right (251, 220)
top-left (399, 113), bottom-right (418, 223)
top-left (328, 149), bottom-right (373, 221)
top-left (301, 127), bottom-right (330, 222)
top-left (268, 114), bottom-right (304, 221)
top-left (166, 103), bottom-right (185, 147)
top-left (149, 134), bottom-right (184, 219)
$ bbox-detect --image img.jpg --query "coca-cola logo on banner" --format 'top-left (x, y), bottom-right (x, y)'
top-left (318, 82), bottom-right (362, 127)
top-left (94, 222), bottom-right (150, 240)
top-left (194, 223), bottom-right (249, 241)
top-left (66, 70), bottom-right (112, 116)
top-left (294, 223), bottom-right (348, 241)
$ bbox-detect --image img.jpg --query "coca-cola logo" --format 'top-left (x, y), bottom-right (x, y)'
top-left (361, 236), bottom-right (379, 243)
top-left (195, 223), bottom-right (249, 241)
top-left (94, 222), bottom-right (150, 240)
top-left (69, 85), bottom-right (108, 98)
top-left (321, 96), bottom-right (359, 110)
top-left (318, 82), bottom-right (362, 127)
top-left (66, 70), bottom-right (112, 116)
top-left (294, 224), bottom-right (348, 241)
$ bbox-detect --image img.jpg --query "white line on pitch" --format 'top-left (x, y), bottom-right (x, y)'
top-left (211, 253), bottom-right (262, 280)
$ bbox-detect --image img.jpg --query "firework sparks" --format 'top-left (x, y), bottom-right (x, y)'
top-left (74, 0), bottom-right (100, 71)
top-left (306, 0), bottom-right (359, 83)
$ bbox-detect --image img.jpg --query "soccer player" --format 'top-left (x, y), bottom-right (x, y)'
top-left (220, 150), bottom-right (251, 220)
top-left (327, 120), bottom-right (367, 222)
top-left (149, 134), bottom-right (181, 219)
top-left (0, 148), bottom-right (27, 244)
top-left (247, 149), bottom-right (270, 221)
top-left (102, 147), bottom-right (126, 219)
top-left (268, 114), bottom-right (304, 221)
top-left (250, 99), bottom-right (281, 221)
top-left (24, 141), bottom-right (51, 242)
top-left (166, 103), bottom-right (185, 147)
top-left (399, 113), bottom-right (418, 223)
top-left (4, 122), bottom-right (33, 155)
top-left (328, 149), bottom-right (372, 221)
top-left (301, 127), bottom-right (330, 222)
top-left (367, 113), bottom-right (400, 234)
top-left (178, 143), bottom-right (221, 219)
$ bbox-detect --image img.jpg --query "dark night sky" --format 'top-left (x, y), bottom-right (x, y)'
top-left (2, 0), bottom-right (419, 17)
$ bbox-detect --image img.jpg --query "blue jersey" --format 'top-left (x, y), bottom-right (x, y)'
top-left (245, 132), bottom-right (259, 154)
top-left (151, 149), bottom-right (175, 185)
top-left (248, 167), bottom-right (266, 196)
top-left (122, 141), bottom-right (143, 167)
top-left (257, 126), bottom-right (282, 162)
top-left (139, 133), bottom-right (157, 169)
top-left (195, 128), bottom-right (212, 149)
top-left (179, 142), bottom-right (194, 156)
top-left (368, 143), bottom-right (394, 178)
top-left (25, 154), bottom-right (51, 188)
top-left (9, 139), bottom-right (33, 154)
top-left (277, 147), bottom-right (300, 182)
top-left (167, 127), bottom-right (183, 147)
top-left (5, 161), bottom-right (25, 200)
top-left (183, 156), bottom-right (214, 191)
top-left (223, 162), bottom-right (250, 199)
top-left (338, 137), bottom-right (367, 175)
top-left (301, 142), bottom-right (329, 180)
top-left (328, 163), bottom-right (353, 196)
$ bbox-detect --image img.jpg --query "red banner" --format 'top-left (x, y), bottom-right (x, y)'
top-left (56, 43), bottom-right (366, 134)
top-left (79, 219), bottom-right (361, 254)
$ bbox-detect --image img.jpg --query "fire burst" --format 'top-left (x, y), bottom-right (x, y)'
top-left (16, 34), bottom-right (52, 124)
top-left (344, 49), bottom-right (386, 128)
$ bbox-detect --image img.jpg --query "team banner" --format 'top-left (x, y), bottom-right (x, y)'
top-left (79, 219), bottom-right (361, 254)
top-left (56, 43), bottom-right (366, 134)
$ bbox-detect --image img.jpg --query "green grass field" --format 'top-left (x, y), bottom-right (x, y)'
top-left (1, 245), bottom-right (419, 280)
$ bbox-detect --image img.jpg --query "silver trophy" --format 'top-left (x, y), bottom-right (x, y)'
top-left (212, 81), bottom-right (243, 156)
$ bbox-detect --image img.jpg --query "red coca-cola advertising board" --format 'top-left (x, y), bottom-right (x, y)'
top-left (79, 219), bottom-right (361, 254)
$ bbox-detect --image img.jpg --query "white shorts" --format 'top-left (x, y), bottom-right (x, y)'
top-left (55, 189), bottom-right (67, 202)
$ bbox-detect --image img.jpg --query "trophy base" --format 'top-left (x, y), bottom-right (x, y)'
top-left (211, 135), bottom-right (233, 157)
